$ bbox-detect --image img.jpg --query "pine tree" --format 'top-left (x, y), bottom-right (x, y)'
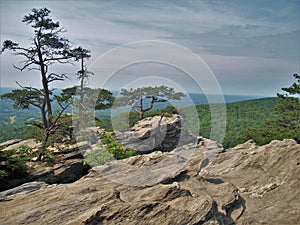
top-left (245, 74), bottom-right (300, 144)
top-left (1, 8), bottom-right (73, 147)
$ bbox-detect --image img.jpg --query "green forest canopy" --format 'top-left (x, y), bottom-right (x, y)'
top-left (0, 95), bottom-right (279, 148)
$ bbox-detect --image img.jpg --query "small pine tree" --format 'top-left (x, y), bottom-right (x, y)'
top-left (115, 86), bottom-right (185, 120)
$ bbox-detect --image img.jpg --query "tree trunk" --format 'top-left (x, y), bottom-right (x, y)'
top-left (35, 38), bottom-right (53, 150)
top-left (139, 95), bottom-right (144, 120)
top-left (41, 104), bottom-right (47, 134)
top-left (42, 77), bottom-right (53, 127)
top-left (36, 38), bottom-right (53, 129)
top-left (79, 56), bottom-right (84, 110)
top-left (138, 96), bottom-right (155, 120)
top-left (139, 112), bottom-right (144, 120)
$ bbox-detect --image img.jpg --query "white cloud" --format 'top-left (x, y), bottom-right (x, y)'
top-left (0, 0), bottom-right (298, 96)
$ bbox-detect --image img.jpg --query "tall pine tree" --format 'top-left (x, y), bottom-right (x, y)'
top-left (1, 8), bottom-right (73, 147)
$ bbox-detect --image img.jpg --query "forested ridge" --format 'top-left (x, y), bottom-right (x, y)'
top-left (0, 95), bottom-right (278, 148)
top-left (197, 97), bottom-right (278, 148)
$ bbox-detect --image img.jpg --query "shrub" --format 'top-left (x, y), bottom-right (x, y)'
top-left (84, 133), bottom-right (137, 167)
top-left (106, 140), bottom-right (136, 160)
top-left (0, 145), bottom-right (33, 178)
top-left (101, 133), bottom-right (115, 145)
top-left (0, 170), bottom-right (8, 177)
top-left (84, 147), bottom-right (114, 167)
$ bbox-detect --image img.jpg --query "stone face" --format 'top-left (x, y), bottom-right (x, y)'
top-left (0, 139), bottom-right (299, 224)
top-left (0, 181), bottom-right (48, 201)
top-left (229, 139), bottom-right (258, 152)
top-left (0, 139), bottom-right (22, 148)
top-left (0, 126), bottom-right (105, 191)
top-left (0, 159), bottom-right (91, 191)
top-left (62, 150), bottom-right (84, 160)
top-left (1, 139), bottom-right (42, 151)
top-left (40, 160), bottom-right (91, 184)
top-left (58, 141), bottom-right (90, 153)
top-left (116, 114), bottom-right (197, 154)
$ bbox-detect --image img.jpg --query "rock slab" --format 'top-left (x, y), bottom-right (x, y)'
top-left (0, 139), bottom-right (299, 224)
top-left (115, 115), bottom-right (197, 154)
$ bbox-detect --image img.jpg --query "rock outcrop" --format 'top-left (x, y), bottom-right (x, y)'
top-left (0, 138), bottom-right (299, 224)
top-left (1, 139), bottom-right (42, 151)
top-left (115, 114), bottom-right (196, 154)
top-left (0, 139), bottom-right (91, 191)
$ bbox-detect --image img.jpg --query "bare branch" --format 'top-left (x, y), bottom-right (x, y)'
top-left (16, 81), bottom-right (45, 96)
top-left (44, 56), bottom-right (71, 62)
top-left (30, 121), bottom-right (44, 129)
top-left (27, 67), bottom-right (41, 72)
top-left (47, 72), bottom-right (68, 83)
top-left (143, 96), bottom-right (155, 112)
top-left (50, 102), bottom-right (71, 131)
top-left (13, 61), bottom-right (36, 71)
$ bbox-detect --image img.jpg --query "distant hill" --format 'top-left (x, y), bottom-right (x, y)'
top-left (0, 87), bottom-right (275, 146)
top-left (196, 97), bottom-right (278, 148)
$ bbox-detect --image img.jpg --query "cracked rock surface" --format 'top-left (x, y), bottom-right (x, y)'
top-left (0, 139), bottom-right (299, 224)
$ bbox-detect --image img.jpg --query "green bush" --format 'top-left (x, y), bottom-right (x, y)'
top-left (0, 170), bottom-right (8, 177)
top-left (84, 133), bottom-right (137, 167)
top-left (106, 140), bottom-right (136, 160)
top-left (0, 145), bottom-right (33, 178)
top-left (101, 133), bottom-right (115, 145)
top-left (17, 145), bottom-right (33, 155)
top-left (84, 147), bottom-right (114, 167)
top-left (38, 148), bottom-right (55, 165)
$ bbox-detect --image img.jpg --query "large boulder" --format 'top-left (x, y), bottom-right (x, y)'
top-left (0, 139), bottom-right (298, 224)
top-left (115, 114), bottom-right (197, 154)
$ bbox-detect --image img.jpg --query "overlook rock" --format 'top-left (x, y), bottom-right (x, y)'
top-left (115, 114), bottom-right (197, 154)
top-left (0, 138), bottom-right (299, 224)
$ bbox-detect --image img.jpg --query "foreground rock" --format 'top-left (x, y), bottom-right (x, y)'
top-left (0, 139), bottom-right (91, 191)
top-left (0, 159), bottom-right (90, 191)
top-left (0, 139), bottom-right (299, 224)
top-left (116, 114), bottom-right (197, 154)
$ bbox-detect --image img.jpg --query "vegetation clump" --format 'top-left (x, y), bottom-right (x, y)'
top-left (0, 145), bottom-right (33, 178)
top-left (84, 133), bottom-right (137, 167)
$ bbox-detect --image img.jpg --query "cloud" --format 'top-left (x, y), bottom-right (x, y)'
top-left (0, 0), bottom-right (299, 96)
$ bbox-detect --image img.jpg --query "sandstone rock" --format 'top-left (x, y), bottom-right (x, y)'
top-left (62, 150), bottom-right (84, 160)
top-left (0, 159), bottom-right (90, 191)
top-left (0, 181), bottom-right (48, 199)
top-left (116, 114), bottom-right (196, 154)
top-left (47, 145), bottom-right (61, 153)
top-left (58, 141), bottom-right (90, 153)
top-left (2, 139), bottom-right (42, 151)
top-left (0, 139), bottom-right (298, 224)
top-left (42, 160), bottom-right (90, 184)
top-left (229, 139), bottom-right (257, 152)
top-left (0, 139), bottom-right (22, 148)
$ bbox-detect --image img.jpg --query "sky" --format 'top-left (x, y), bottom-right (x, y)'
top-left (0, 0), bottom-right (299, 96)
